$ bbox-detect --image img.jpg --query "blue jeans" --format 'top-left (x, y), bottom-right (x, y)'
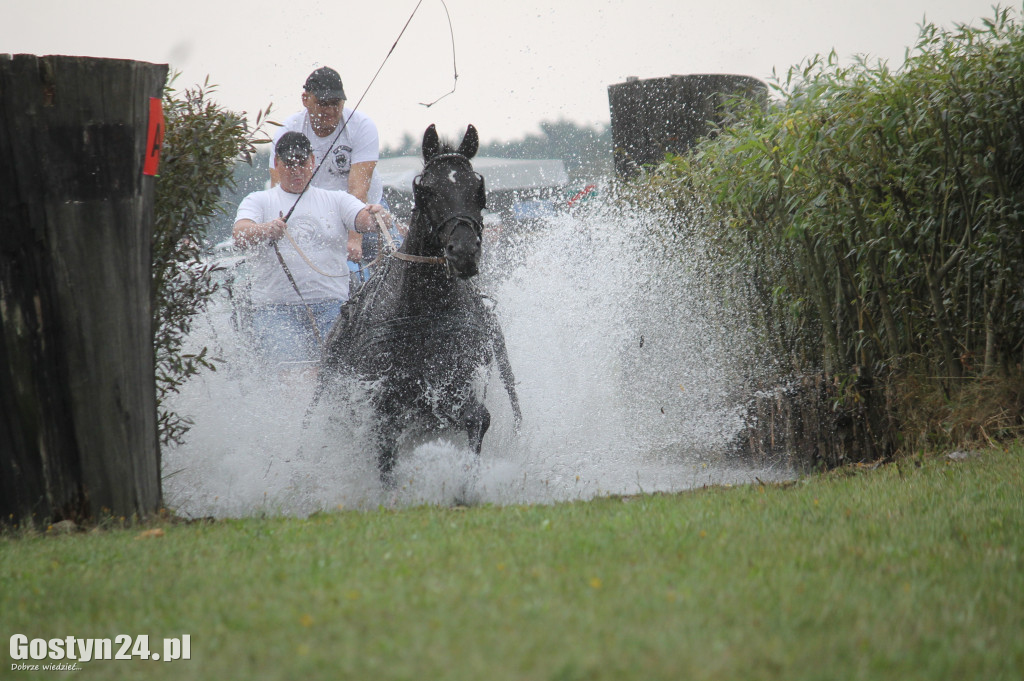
top-left (251, 299), bottom-right (342, 365)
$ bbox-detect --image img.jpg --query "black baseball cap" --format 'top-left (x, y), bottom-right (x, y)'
top-left (275, 132), bottom-right (313, 166)
top-left (303, 67), bottom-right (346, 102)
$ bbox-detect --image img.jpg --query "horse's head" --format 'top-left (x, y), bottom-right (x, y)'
top-left (410, 124), bottom-right (486, 278)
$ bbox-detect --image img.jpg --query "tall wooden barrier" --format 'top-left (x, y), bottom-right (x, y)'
top-left (608, 74), bottom-right (767, 178)
top-left (0, 55), bottom-right (167, 524)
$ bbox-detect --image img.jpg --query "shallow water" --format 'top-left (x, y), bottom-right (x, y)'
top-left (162, 202), bottom-right (792, 517)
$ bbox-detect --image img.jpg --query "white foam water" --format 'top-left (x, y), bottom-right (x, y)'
top-left (162, 200), bottom-right (792, 517)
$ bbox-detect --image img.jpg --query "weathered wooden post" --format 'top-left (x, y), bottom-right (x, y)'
top-left (0, 55), bottom-right (167, 524)
top-left (607, 74), bottom-right (768, 178)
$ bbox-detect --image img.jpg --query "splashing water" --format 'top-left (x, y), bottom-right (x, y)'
top-left (162, 200), bottom-right (792, 517)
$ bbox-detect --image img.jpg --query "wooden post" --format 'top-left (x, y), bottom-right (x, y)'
top-left (607, 74), bottom-right (767, 179)
top-left (0, 55), bottom-right (167, 524)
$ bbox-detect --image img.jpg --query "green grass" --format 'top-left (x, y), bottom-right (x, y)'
top-left (2, 445), bottom-right (1022, 680)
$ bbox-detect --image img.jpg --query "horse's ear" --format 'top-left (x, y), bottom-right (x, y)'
top-left (476, 174), bottom-right (487, 209)
top-left (458, 124), bottom-right (479, 160)
top-left (422, 124), bottom-right (441, 161)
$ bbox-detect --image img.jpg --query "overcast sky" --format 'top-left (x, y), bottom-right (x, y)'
top-left (4, 0), bottom-right (1010, 147)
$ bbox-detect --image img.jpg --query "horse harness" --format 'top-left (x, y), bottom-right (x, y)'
top-left (410, 152), bottom-right (486, 249)
top-left (275, 152), bottom-right (485, 344)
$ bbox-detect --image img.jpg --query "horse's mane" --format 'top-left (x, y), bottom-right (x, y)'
top-left (433, 138), bottom-right (461, 156)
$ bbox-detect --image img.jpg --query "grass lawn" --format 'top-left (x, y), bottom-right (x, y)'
top-left (2, 443), bottom-right (1022, 680)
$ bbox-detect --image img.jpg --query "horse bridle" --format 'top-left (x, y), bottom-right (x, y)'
top-left (405, 153), bottom-right (486, 266)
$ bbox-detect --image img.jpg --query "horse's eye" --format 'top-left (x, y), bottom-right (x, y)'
top-left (413, 180), bottom-right (433, 204)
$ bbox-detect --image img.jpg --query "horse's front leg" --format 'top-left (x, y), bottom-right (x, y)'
top-left (374, 405), bottom-right (403, 490)
top-left (488, 314), bottom-right (522, 432)
top-left (451, 397), bottom-right (489, 507)
top-left (377, 435), bottom-right (400, 490)
top-left (463, 398), bottom-right (491, 455)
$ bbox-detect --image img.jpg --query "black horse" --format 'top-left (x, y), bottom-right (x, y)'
top-left (314, 124), bottom-right (521, 486)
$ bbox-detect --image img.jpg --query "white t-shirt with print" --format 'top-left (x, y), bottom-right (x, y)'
top-left (271, 108), bottom-right (384, 203)
top-left (235, 185), bottom-right (364, 305)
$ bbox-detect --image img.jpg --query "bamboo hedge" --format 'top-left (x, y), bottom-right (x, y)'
top-left (638, 7), bottom-right (1024, 467)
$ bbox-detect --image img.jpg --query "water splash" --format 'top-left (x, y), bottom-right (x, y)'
top-left (162, 200), bottom-right (792, 517)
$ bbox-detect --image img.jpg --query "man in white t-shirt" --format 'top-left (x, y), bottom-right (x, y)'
top-left (235, 132), bottom-right (388, 366)
top-left (270, 67), bottom-right (383, 201)
top-left (270, 67), bottom-right (392, 287)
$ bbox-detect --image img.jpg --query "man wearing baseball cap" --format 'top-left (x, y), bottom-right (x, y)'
top-left (270, 66), bottom-right (384, 212)
top-left (237, 131), bottom-right (389, 369)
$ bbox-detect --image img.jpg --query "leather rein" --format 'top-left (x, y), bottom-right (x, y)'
top-left (287, 153), bottom-right (483, 274)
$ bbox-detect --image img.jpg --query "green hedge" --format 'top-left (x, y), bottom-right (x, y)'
top-left (639, 7), bottom-right (1024, 462)
top-left (153, 75), bottom-right (270, 447)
